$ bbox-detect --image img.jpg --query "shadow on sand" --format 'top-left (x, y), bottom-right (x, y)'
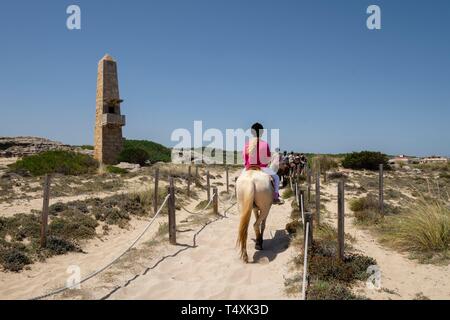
top-left (252, 229), bottom-right (291, 263)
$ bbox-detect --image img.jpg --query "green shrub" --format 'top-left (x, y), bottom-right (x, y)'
top-left (46, 236), bottom-right (81, 255)
top-left (350, 195), bottom-right (382, 224)
top-left (117, 147), bottom-right (150, 166)
top-left (0, 248), bottom-right (31, 272)
top-left (8, 151), bottom-right (98, 176)
top-left (93, 207), bottom-right (130, 228)
top-left (342, 151), bottom-right (389, 171)
top-left (123, 139), bottom-right (171, 163)
top-left (49, 211), bottom-right (98, 240)
top-left (0, 213), bottom-right (41, 242)
top-left (106, 165), bottom-right (128, 174)
top-left (350, 195), bottom-right (379, 212)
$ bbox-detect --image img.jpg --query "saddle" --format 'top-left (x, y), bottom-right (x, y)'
top-left (246, 166), bottom-right (274, 186)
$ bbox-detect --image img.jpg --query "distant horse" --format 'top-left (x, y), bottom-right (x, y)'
top-left (277, 162), bottom-right (290, 188)
top-left (236, 168), bottom-right (273, 263)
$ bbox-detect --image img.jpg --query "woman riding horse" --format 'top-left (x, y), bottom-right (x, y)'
top-left (236, 123), bottom-right (282, 262)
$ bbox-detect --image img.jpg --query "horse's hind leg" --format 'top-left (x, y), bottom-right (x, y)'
top-left (253, 209), bottom-right (262, 250)
top-left (255, 203), bottom-right (271, 250)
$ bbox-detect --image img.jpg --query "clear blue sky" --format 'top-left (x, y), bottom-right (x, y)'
top-left (1, 0), bottom-right (449, 156)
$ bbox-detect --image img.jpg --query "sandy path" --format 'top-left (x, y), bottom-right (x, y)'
top-left (321, 182), bottom-right (450, 300)
top-left (108, 196), bottom-right (297, 300)
top-left (0, 169), bottom-right (298, 300)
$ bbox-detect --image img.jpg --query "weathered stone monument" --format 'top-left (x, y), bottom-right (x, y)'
top-left (94, 54), bottom-right (126, 164)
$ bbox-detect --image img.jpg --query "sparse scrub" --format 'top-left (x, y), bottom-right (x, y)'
top-left (307, 280), bottom-right (365, 300)
top-left (0, 211), bottom-right (89, 271)
top-left (285, 214), bottom-right (376, 299)
top-left (312, 155), bottom-right (338, 173)
top-left (282, 188), bottom-right (293, 199)
top-left (49, 211), bottom-right (98, 240)
top-left (195, 199), bottom-right (212, 212)
top-left (379, 197), bottom-right (450, 260)
top-left (156, 222), bottom-right (169, 238)
top-left (328, 172), bottom-right (348, 181)
top-left (106, 165), bottom-right (128, 174)
top-left (350, 195), bottom-right (383, 224)
top-left (8, 151), bottom-right (98, 176)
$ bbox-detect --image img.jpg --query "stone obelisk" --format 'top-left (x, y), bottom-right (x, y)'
top-left (94, 54), bottom-right (126, 164)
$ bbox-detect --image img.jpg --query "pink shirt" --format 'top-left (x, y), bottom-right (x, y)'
top-left (243, 139), bottom-right (271, 170)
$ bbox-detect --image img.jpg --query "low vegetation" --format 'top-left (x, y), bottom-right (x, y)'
top-left (0, 188), bottom-right (168, 272)
top-left (311, 155), bottom-right (339, 173)
top-left (342, 151), bottom-right (389, 171)
top-left (285, 219), bottom-right (375, 300)
top-left (106, 165), bottom-right (128, 174)
top-left (284, 188), bottom-right (375, 300)
top-left (122, 139), bottom-right (171, 164)
top-left (8, 151), bottom-right (98, 176)
top-left (350, 195), bottom-right (383, 225)
top-left (378, 196), bottom-right (450, 263)
top-left (118, 147), bottom-right (150, 166)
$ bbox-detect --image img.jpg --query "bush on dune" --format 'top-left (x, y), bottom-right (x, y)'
top-left (117, 147), bottom-right (150, 166)
top-left (342, 151), bottom-right (389, 171)
top-left (122, 139), bottom-right (171, 164)
top-left (8, 151), bottom-right (98, 176)
top-left (350, 195), bottom-right (383, 224)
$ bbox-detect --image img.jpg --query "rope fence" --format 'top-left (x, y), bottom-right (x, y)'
top-left (31, 165), bottom-right (238, 300)
top-left (31, 194), bottom-right (171, 300)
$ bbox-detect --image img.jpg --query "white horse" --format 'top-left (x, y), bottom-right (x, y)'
top-left (236, 168), bottom-right (273, 263)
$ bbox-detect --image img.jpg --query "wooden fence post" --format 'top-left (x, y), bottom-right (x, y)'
top-left (300, 190), bottom-right (305, 223)
top-left (213, 187), bottom-right (218, 215)
top-left (206, 170), bottom-right (211, 202)
top-left (338, 180), bottom-right (345, 261)
top-left (315, 172), bottom-right (321, 225)
top-left (187, 166), bottom-right (191, 198)
top-left (226, 166), bottom-right (229, 194)
top-left (195, 165), bottom-right (199, 178)
top-left (168, 177), bottom-right (176, 245)
top-left (40, 174), bottom-right (51, 248)
top-left (379, 164), bottom-right (384, 217)
top-left (307, 169), bottom-right (312, 203)
top-left (304, 212), bottom-right (313, 249)
top-left (154, 168), bottom-right (159, 214)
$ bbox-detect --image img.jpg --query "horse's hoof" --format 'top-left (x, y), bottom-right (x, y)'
top-left (255, 241), bottom-right (263, 251)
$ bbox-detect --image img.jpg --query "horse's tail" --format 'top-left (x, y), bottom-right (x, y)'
top-left (236, 179), bottom-right (255, 260)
